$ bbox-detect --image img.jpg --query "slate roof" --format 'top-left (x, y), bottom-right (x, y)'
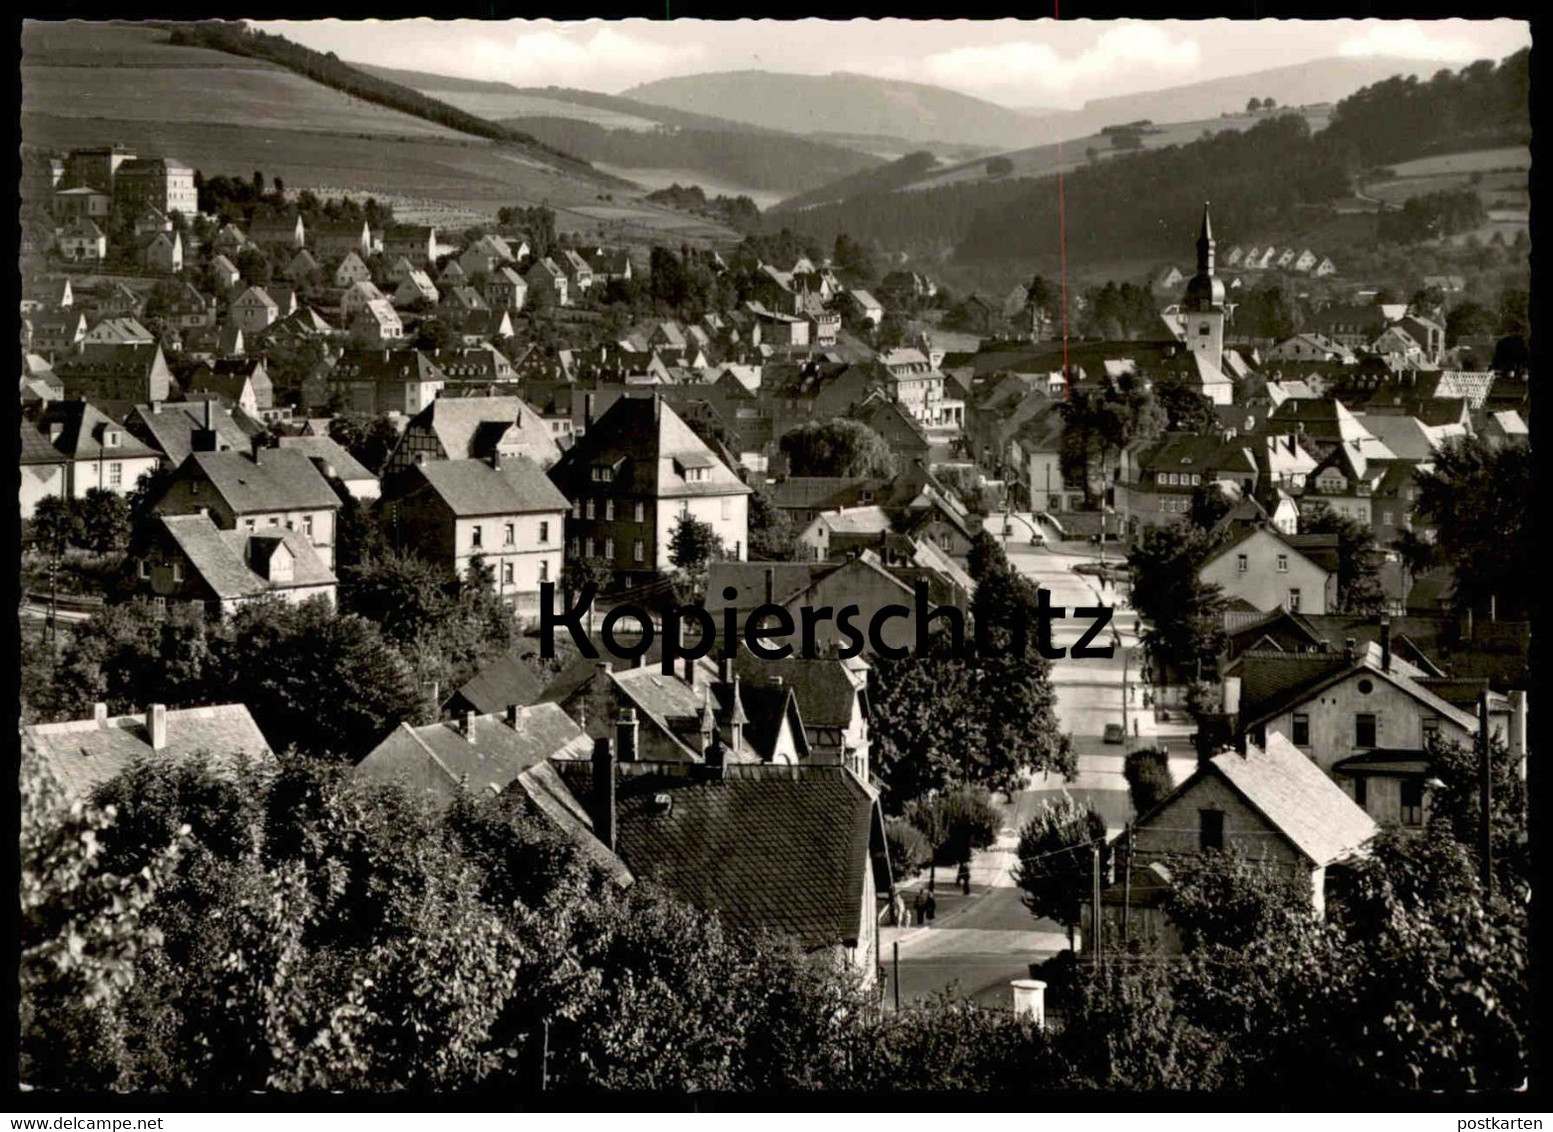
top-left (400, 395), bottom-right (565, 465)
top-left (177, 447), bottom-right (342, 514)
top-left (733, 652), bottom-right (866, 730)
top-left (1231, 645), bottom-right (1473, 733)
top-left (24, 704), bottom-right (273, 802)
top-left (274, 435), bottom-right (376, 484)
top-left (410, 455), bottom-right (571, 517)
top-left (1195, 734), bottom-right (1378, 865)
top-left (158, 512), bottom-right (336, 599)
top-left (125, 401), bottom-right (251, 464)
top-left (444, 649), bottom-right (550, 716)
top-left (768, 477), bottom-right (883, 512)
top-left (356, 705), bottom-right (592, 803)
top-left (704, 562), bottom-right (840, 619)
top-left (29, 400), bottom-right (159, 462)
top-left (559, 761), bottom-right (884, 949)
top-left (548, 394), bottom-right (750, 501)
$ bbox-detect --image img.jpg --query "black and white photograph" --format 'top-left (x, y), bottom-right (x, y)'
top-left (14, 12), bottom-right (1535, 1107)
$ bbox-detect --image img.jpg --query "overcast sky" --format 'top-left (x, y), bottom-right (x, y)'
top-left (251, 18), bottom-right (1530, 109)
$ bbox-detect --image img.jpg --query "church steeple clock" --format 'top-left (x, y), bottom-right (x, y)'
top-left (1180, 202), bottom-right (1226, 373)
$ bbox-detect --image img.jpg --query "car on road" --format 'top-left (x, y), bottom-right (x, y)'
top-left (1103, 723), bottom-right (1126, 745)
top-left (1029, 532), bottom-right (1045, 546)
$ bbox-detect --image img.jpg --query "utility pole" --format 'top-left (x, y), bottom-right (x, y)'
top-left (1479, 691), bottom-right (1493, 901)
top-left (1091, 844), bottom-right (1103, 970)
top-left (539, 1018), bottom-right (550, 1092)
top-left (892, 939), bottom-right (901, 1013)
top-left (1121, 824), bottom-right (1134, 945)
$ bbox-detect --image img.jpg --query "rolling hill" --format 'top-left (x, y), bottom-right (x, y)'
top-left (621, 70), bottom-right (1058, 150)
top-left (1078, 56), bottom-right (1442, 131)
top-left (20, 21), bottom-right (745, 249)
top-left (357, 63), bottom-right (888, 197)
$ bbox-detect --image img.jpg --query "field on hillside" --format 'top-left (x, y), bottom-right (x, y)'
top-left (901, 106), bottom-right (1333, 195)
top-left (23, 22), bottom-right (466, 140)
top-left (1362, 145), bottom-right (1530, 246)
top-left (21, 20), bottom-right (745, 253)
top-left (417, 88), bottom-right (662, 132)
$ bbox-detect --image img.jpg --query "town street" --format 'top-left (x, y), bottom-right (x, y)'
top-left (882, 517), bottom-right (1196, 1008)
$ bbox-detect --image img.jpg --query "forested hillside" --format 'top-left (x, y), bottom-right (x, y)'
top-left (768, 50), bottom-right (1530, 265)
top-left (1321, 49), bottom-right (1530, 164)
top-left (499, 117), bottom-right (883, 193)
top-left (772, 151), bottom-right (942, 212)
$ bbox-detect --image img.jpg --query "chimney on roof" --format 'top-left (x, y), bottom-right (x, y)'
top-left (615, 706), bottom-right (639, 763)
top-left (92, 702), bottom-right (108, 725)
top-left (147, 703), bottom-right (167, 751)
top-left (1379, 616), bottom-right (1391, 673)
top-left (591, 735), bottom-right (616, 853)
top-left (1344, 637), bottom-right (1357, 663)
top-left (459, 710), bottom-right (476, 737)
top-left (250, 435), bottom-right (263, 465)
top-left (506, 703), bottom-right (525, 729)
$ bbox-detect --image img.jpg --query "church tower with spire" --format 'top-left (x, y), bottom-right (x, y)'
top-left (1180, 202), bottom-right (1226, 375)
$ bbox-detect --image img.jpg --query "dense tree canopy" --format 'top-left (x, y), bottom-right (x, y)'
top-left (1412, 434), bottom-right (1532, 618)
top-left (778, 418), bottom-right (897, 479)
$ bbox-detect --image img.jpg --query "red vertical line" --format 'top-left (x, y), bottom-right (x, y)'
top-left (1054, 1), bottom-right (1071, 398)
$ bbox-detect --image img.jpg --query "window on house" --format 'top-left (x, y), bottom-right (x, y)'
top-left (538, 560), bottom-right (549, 583)
top-left (1199, 810), bottom-right (1224, 852)
top-left (1236, 554), bottom-right (1248, 574)
top-left (1353, 775), bottom-right (1368, 809)
top-left (1355, 713), bottom-right (1377, 748)
top-left (107, 461), bottom-right (122, 486)
top-left (538, 521), bottom-right (550, 544)
top-left (501, 562), bottom-right (514, 586)
top-left (1422, 717), bottom-right (1441, 746)
top-left (604, 538), bottom-right (615, 558)
top-left (1399, 778), bottom-right (1424, 826)
top-left (1292, 713), bottom-right (1310, 746)
top-left (269, 517), bottom-right (280, 528)
top-left (585, 538), bottom-right (595, 558)
top-left (471, 525), bottom-right (483, 548)
top-left (633, 539), bottom-right (644, 563)
top-left (138, 559), bottom-right (150, 579)
top-left (571, 499), bottom-right (581, 519)
top-left (1381, 510), bottom-right (1394, 526)
top-left (605, 499), bottom-right (615, 521)
top-left (633, 501), bottom-right (645, 523)
top-left (569, 538), bottom-right (579, 556)
top-left (585, 499), bottom-right (596, 520)
top-left (502, 522), bottom-right (515, 546)
top-left (171, 561), bottom-right (183, 583)
top-left (303, 516), bottom-right (313, 538)
top-left (1288, 588), bottom-right (1301, 611)
top-left (1277, 554), bottom-right (1289, 572)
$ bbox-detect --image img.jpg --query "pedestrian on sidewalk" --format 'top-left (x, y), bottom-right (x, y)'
top-left (913, 890), bottom-right (924, 925)
top-left (923, 892), bottom-right (937, 924)
top-left (956, 861), bottom-right (971, 895)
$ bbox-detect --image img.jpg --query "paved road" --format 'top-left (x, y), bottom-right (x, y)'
top-left (888, 518), bottom-right (1196, 1005)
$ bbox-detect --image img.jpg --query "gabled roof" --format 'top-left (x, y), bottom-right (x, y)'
top-left (399, 394), bottom-right (560, 467)
top-left (157, 512), bottom-right (335, 599)
top-left (1153, 734), bottom-right (1378, 866)
top-left (407, 455), bottom-right (571, 517)
top-left (356, 705), bottom-right (592, 804)
top-left (24, 703), bottom-right (273, 802)
top-left (173, 447), bottom-right (342, 515)
top-left (30, 400), bottom-right (159, 462)
top-left (125, 400), bottom-right (250, 464)
top-left (1232, 645), bottom-right (1475, 734)
top-left (445, 649), bottom-right (549, 716)
top-left (274, 435), bottom-right (376, 484)
top-left (557, 761), bottom-right (883, 949)
top-left (548, 394), bottom-right (750, 500)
